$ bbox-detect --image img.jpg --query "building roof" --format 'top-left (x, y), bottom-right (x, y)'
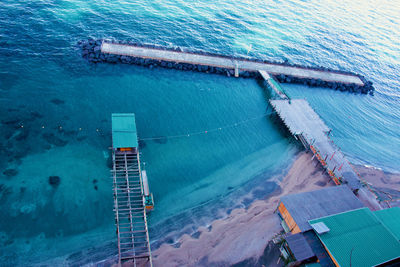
top-left (286, 233), bottom-right (315, 262)
top-left (309, 207), bottom-right (400, 267)
top-left (302, 231), bottom-right (335, 267)
top-left (112, 113), bottom-right (138, 148)
top-left (374, 207), bottom-right (400, 241)
top-left (280, 186), bottom-right (364, 232)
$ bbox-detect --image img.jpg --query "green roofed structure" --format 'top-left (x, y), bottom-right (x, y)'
top-left (112, 113), bottom-right (138, 149)
top-left (374, 207), bottom-right (400, 241)
top-left (309, 207), bottom-right (400, 267)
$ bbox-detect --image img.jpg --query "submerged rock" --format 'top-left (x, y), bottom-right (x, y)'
top-left (0, 184), bottom-right (13, 200)
top-left (42, 133), bottom-right (68, 147)
top-left (2, 118), bottom-right (21, 126)
top-left (15, 129), bottom-right (29, 141)
top-left (3, 169), bottom-right (18, 177)
top-left (49, 176), bottom-right (61, 187)
top-left (50, 98), bottom-right (65, 105)
top-left (30, 111), bottom-right (43, 119)
top-left (77, 136), bottom-right (87, 141)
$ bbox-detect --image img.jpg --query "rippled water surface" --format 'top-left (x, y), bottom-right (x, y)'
top-left (0, 0), bottom-right (399, 265)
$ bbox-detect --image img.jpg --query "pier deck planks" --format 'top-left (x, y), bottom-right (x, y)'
top-left (270, 99), bottom-right (361, 190)
top-left (101, 42), bottom-right (364, 86)
top-left (112, 151), bottom-right (152, 266)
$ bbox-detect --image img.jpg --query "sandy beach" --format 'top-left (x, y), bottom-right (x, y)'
top-left (152, 151), bottom-right (335, 266)
top-left (151, 152), bottom-right (400, 267)
top-left (355, 165), bottom-right (400, 208)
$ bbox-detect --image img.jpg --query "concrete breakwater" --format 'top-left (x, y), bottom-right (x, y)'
top-left (78, 39), bottom-right (374, 94)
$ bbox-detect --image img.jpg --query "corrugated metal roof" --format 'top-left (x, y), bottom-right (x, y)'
top-left (286, 233), bottom-right (315, 262)
top-left (302, 231), bottom-right (335, 267)
top-left (310, 207), bottom-right (400, 267)
top-left (280, 186), bottom-right (364, 232)
top-left (374, 207), bottom-right (400, 241)
top-left (112, 113), bottom-right (138, 148)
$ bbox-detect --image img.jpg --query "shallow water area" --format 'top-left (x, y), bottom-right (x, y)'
top-left (0, 63), bottom-right (296, 265)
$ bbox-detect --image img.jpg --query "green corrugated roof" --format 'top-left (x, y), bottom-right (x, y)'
top-left (112, 113), bottom-right (138, 148)
top-left (374, 207), bottom-right (400, 241)
top-left (309, 207), bottom-right (400, 267)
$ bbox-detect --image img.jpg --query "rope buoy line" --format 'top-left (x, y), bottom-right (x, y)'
top-left (139, 113), bottom-right (269, 141)
top-left (14, 113), bottom-right (270, 141)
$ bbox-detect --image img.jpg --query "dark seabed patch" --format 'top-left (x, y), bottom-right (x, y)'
top-left (42, 133), bottom-right (68, 147)
top-left (49, 175), bottom-right (61, 187)
top-left (0, 184), bottom-right (13, 201)
top-left (3, 169), bottom-right (18, 177)
top-left (50, 98), bottom-right (65, 105)
top-left (29, 111), bottom-right (43, 119)
top-left (15, 129), bottom-right (29, 141)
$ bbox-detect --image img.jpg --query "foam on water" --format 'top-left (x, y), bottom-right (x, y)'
top-left (0, 0), bottom-right (399, 265)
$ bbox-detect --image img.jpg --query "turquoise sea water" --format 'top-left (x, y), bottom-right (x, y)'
top-left (0, 0), bottom-right (399, 265)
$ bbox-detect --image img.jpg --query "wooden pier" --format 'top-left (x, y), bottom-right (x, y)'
top-left (101, 42), bottom-right (364, 86)
top-left (269, 99), bottom-right (382, 210)
top-left (111, 114), bottom-right (153, 267)
top-left (270, 99), bottom-right (361, 190)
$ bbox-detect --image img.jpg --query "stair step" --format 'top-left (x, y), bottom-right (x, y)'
top-left (118, 230), bottom-right (147, 234)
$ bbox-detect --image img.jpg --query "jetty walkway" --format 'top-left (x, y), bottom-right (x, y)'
top-left (270, 99), bottom-right (362, 190)
top-left (111, 114), bottom-right (152, 266)
top-left (264, 83), bottom-right (381, 210)
top-left (259, 70), bottom-right (288, 99)
top-left (112, 151), bottom-right (152, 266)
top-left (101, 42), bottom-right (364, 86)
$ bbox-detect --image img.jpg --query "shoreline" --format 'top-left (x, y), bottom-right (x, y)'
top-left (151, 151), bottom-right (335, 266)
top-left (355, 164), bottom-right (400, 208)
top-left (151, 152), bottom-right (400, 266)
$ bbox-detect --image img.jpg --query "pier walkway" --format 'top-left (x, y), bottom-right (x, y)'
top-left (101, 42), bottom-right (364, 86)
top-left (270, 99), bottom-right (361, 190)
top-left (269, 99), bottom-right (382, 210)
top-left (259, 70), bottom-right (288, 99)
top-left (111, 113), bottom-right (152, 267)
top-left (112, 151), bottom-right (152, 266)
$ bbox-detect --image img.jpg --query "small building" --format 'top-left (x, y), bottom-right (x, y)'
top-left (112, 113), bottom-right (138, 152)
top-left (277, 186), bottom-right (364, 234)
top-left (280, 232), bottom-right (317, 265)
top-left (309, 207), bottom-right (400, 267)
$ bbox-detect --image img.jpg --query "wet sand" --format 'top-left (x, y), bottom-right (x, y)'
top-left (152, 152), bottom-right (335, 266)
top-left (355, 165), bottom-right (400, 208)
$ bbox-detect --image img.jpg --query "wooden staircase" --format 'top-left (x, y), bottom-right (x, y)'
top-left (112, 151), bottom-right (152, 266)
